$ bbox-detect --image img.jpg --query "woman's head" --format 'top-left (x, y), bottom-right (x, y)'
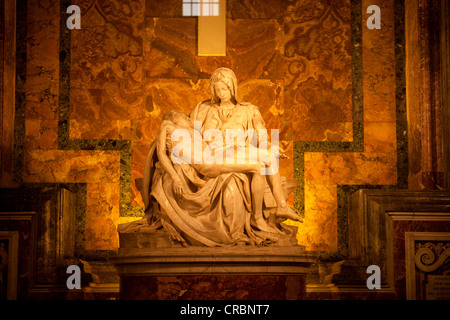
top-left (210, 68), bottom-right (238, 104)
top-left (162, 110), bottom-right (191, 127)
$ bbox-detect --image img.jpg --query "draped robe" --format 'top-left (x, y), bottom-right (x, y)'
top-left (140, 100), bottom-right (290, 246)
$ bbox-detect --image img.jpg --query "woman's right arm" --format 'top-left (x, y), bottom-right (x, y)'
top-left (156, 121), bottom-right (184, 197)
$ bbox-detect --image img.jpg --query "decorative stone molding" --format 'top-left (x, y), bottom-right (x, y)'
top-left (80, 260), bottom-right (120, 293)
top-left (405, 232), bottom-right (450, 299)
top-left (415, 241), bottom-right (450, 273)
top-left (347, 189), bottom-right (450, 295)
top-left (0, 187), bottom-right (76, 297)
top-left (0, 231), bottom-right (19, 300)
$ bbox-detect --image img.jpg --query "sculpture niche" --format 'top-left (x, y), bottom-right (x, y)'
top-left (118, 68), bottom-right (302, 248)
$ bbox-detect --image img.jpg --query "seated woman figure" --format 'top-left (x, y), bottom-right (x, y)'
top-left (191, 68), bottom-right (301, 233)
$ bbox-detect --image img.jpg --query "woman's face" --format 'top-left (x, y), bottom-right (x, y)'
top-left (214, 81), bottom-right (232, 103)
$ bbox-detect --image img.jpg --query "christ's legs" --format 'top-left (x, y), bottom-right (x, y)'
top-left (265, 172), bottom-right (301, 222)
top-left (250, 172), bottom-right (278, 233)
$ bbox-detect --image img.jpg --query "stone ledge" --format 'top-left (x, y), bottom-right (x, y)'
top-left (110, 246), bottom-right (316, 276)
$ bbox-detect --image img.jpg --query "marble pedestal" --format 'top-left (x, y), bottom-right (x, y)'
top-left (110, 233), bottom-right (316, 300)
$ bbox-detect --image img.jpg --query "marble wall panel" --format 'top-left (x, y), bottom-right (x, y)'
top-left (70, 119), bottom-right (132, 140)
top-left (70, 1), bottom-right (144, 88)
top-left (23, 150), bottom-right (120, 183)
top-left (302, 151), bottom-right (397, 251)
top-left (69, 87), bottom-right (144, 121)
top-left (25, 0), bottom-right (59, 123)
top-left (227, 19), bottom-right (285, 81)
top-left (144, 78), bottom-right (211, 118)
top-left (362, 0), bottom-right (396, 123)
top-left (70, 0), bottom-right (145, 144)
top-left (25, 119), bottom-right (59, 150)
top-left (144, 17), bottom-right (205, 79)
top-left (305, 152), bottom-right (397, 186)
top-left (299, 183), bottom-right (338, 252)
top-left (288, 75), bottom-right (353, 141)
top-left (364, 122), bottom-right (397, 153)
top-left (278, 141), bottom-right (294, 180)
top-left (145, 0), bottom-right (182, 18)
top-left (284, 0), bottom-right (353, 142)
top-left (238, 79), bottom-right (289, 139)
top-left (23, 0), bottom-right (65, 182)
top-left (227, 0), bottom-right (291, 20)
top-left (85, 183), bottom-right (120, 250)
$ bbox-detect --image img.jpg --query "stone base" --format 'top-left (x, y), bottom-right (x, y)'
top-left (119, 230), bottom-right (183, 248)
top-left (119, 275), bottom-right (306, 300)
top-left (111, 246), bottom-right (315, 276)
top-left (110, 241), bottom-right (316, 300)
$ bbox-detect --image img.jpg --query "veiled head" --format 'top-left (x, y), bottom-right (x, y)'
top-left (209, 68), bottom-right (238, 104)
